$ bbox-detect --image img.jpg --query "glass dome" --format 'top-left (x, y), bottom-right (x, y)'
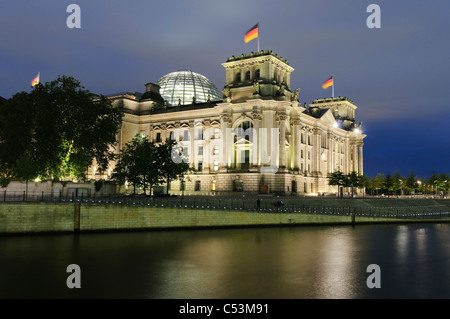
top-left (156, 70), bottom-right (222, 106)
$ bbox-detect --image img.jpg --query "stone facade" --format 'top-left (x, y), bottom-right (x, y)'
top-left (88, 50), bottom-right (366, 196)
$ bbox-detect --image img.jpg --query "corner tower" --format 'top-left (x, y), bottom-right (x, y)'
top-left (221, 50), bottom-right (295, 103)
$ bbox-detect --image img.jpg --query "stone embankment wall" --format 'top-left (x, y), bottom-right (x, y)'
top-left (1, 202), bottom-right (448, 235)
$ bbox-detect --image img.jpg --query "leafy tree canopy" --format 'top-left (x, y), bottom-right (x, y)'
top-left (0, 76), bottom-right (123, 182)
top-left (112, 136), bottom-right (191, 194)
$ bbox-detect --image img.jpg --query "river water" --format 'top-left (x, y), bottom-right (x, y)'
top-left (1, 223), bottom-right (449, 299)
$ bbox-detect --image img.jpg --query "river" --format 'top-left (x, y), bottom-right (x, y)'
top-left (1, 223), bottom-right (449, 299)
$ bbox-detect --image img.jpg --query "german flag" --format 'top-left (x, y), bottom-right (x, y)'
top-left (244, 23), bottom-right (259, 43)
top-left (322, 76), bottom-right (333, 89)
top-left (31, 72), bottom-right (40, 87)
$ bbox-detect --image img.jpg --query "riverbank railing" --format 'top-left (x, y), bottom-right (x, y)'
top-left (1, 191), bottom-right (449, 220)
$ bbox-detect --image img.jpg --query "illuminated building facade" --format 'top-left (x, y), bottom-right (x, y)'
top-left (88, 51), bottom-right (365, 196)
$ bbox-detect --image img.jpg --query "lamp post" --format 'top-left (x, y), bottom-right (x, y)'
top-left (417, 180), bottom-right (422, 197)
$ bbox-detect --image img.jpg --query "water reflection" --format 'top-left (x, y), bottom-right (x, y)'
top-left (0, 223), bottom-right (449, 298)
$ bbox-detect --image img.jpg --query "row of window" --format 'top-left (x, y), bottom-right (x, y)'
top-left (235, 70), bottom-right (260, 82)
top-left (154, 128), bottom-right (221, 143)
top-left (181, 145), bottom-right (220, 157)
top-left (181, 180), bottom-right (316, 193)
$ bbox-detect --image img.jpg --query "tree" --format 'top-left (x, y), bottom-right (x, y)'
top-left (358, 175), bottom-right (370, 197)
top-left (373, 173), bottom-right (385, 196)
top-left (13, 151), bottom-right (36, 197)
top-left (112, 135), bottom-right (158, 195)
top-left (347, 171), bottom-right (361, 197)
top-left (383, 173), bottom-right (393, 198)
top-left (155, 139), bottom-right (191, 191)
top-left (0, 76), bottom-right (123, 182)
top-left (112, 137), bottom-right (191, 195)
top-left (392, 171), bottom-right (404, 196)
top-left (329, 170), bottom-right (348, 198)
top-left (405, 171), bottom-right (418, 194)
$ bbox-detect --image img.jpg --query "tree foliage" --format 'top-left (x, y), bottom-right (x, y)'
top-left (329, 171), bottom-right (367, 197)
top-left (112, 136), bottom-right (191, 194)
top-left (0, 76), bottom-right (123, 181)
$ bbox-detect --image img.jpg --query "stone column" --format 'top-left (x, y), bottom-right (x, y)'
top-left (277, 112), bottom-right (287, 169)
top-left (312, 128), bottom-right (320, 175)
top-left (203, 119), bottom-right (211, 172)
top-left (161, 123), bottom-right (167, 142)
top-left (327, 133), bottom-right (333, 174)
top-left (344, 138), bottom-right (349, 174)
top-left (251, 110), bottom-right (261, 167)
top-left (358, 143), bottom-right (364, 175)
top-left (220, 113), bottom-right (232, 171)
top-left (189, 120), bottom-right (195, 167)
top-left (300, 126), bottom-right (307, 174)
top-left (292, 118), bottom-right (300, 170)
top-left (352, 143), bottom-right (358, 173)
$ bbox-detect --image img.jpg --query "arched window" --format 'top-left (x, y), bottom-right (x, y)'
top-left (255, 69), bottom-right (260, 79)
top-left (245, 71), bottom-right (251, 81)
top-left (235, 72), bottom-right (241, 82)
top-left (235, 121), bottom-right (254, 142)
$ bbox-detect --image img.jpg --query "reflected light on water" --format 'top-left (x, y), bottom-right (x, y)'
top-left (395, 225), bottom-right (409, 263)
top-left (315, 229), bottom-right (357, 299)
top-left (155, 238), bottom-right (229, 298)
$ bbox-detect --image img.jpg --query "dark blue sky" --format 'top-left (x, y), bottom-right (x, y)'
top-left (1, 0), bottom-right (449, 179)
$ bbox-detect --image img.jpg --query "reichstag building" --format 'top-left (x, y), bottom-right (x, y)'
top-left (88, 50), bottom-right (365, 196)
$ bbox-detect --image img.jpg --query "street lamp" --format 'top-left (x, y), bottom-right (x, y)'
top-left (399, 179), bottom-right (403, 197)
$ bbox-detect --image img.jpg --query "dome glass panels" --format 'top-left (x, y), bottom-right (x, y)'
top-left (156, 70), bottom-right (222, 106)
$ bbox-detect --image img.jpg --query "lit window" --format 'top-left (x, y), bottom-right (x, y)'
top-left (236, 121), bottom-right (254, 141)
top-left (183, 130), bottom-right (189, 141)
top-left (213, 160), bottom-right (219, 171)
top-left (197, 128), bottom-right (203, 140)
top-left (214, 128), bottom-right (220, 139)
top-left (213, 145), bottom-right (219, 155)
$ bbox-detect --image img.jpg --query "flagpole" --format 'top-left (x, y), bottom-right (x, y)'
top-left (332, 74), bottom-right (334, 98)
top-left (257, 22), bottom-right (260, 52)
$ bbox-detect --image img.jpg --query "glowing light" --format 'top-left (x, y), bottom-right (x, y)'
top-left (333, 122), bottom-right (339, 128)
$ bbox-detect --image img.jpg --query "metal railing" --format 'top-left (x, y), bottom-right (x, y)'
top-left (1, 191), bottom-right (449, 220)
